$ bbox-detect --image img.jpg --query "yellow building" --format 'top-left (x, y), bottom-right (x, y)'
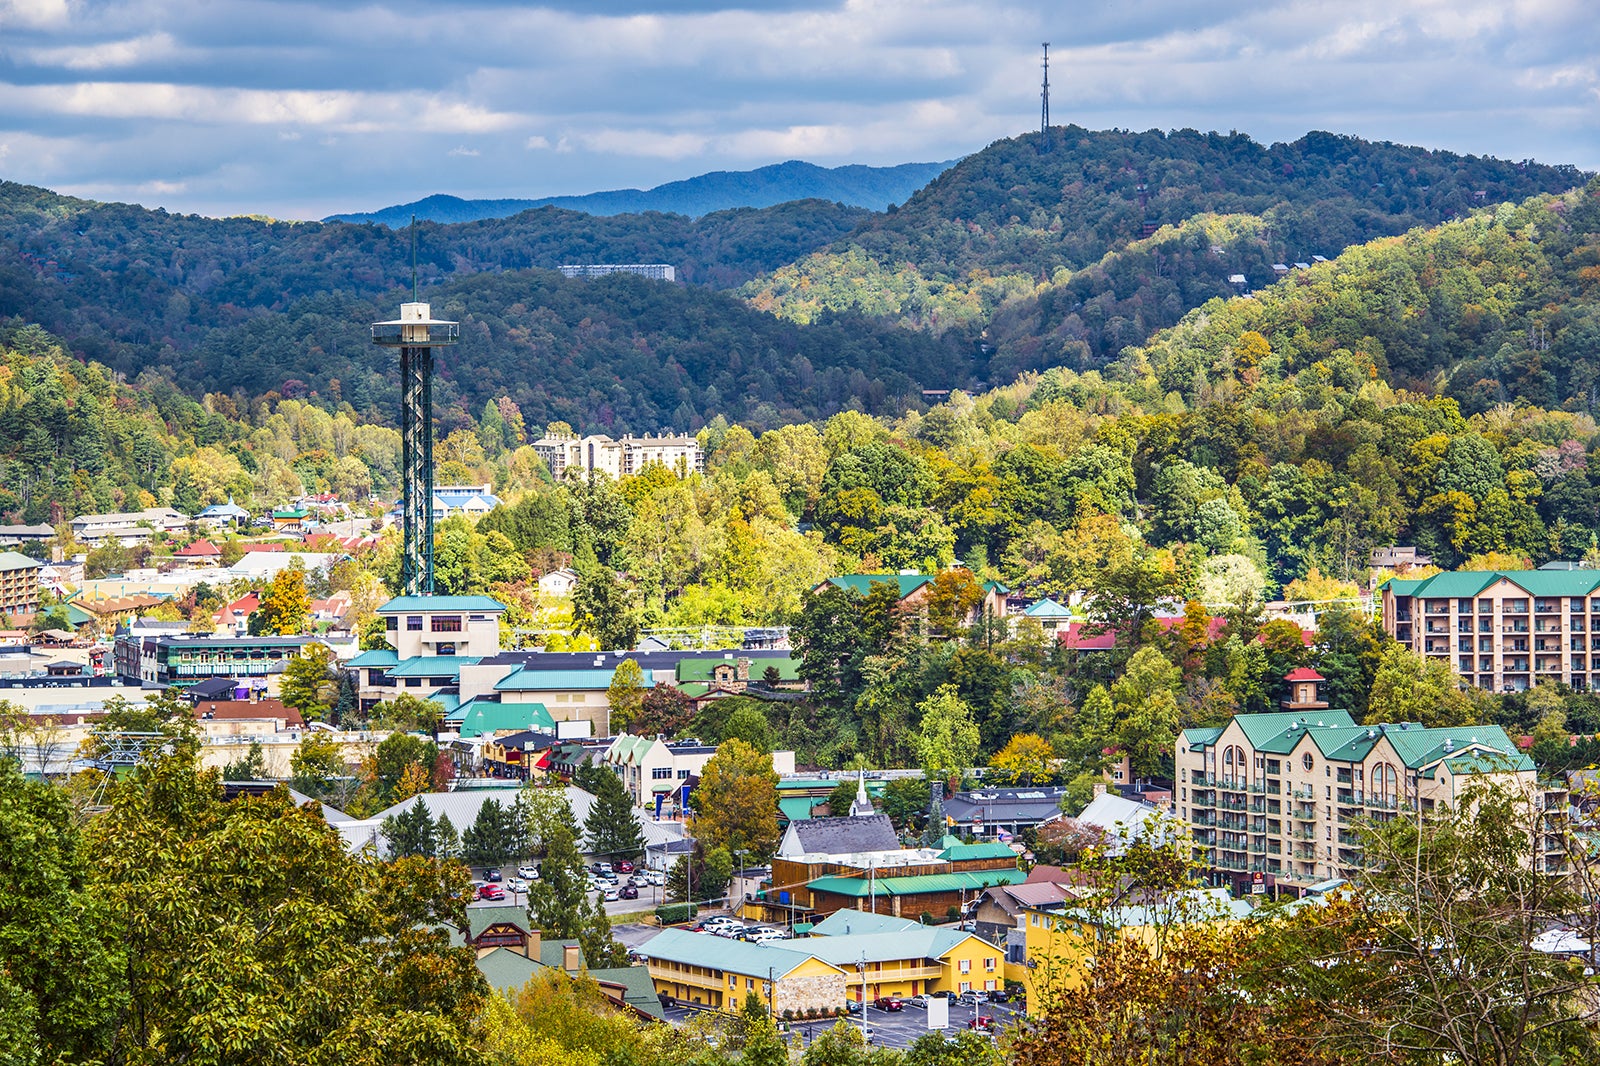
top-left (1016, 889), bottom-right (1253, 1014)
top-left (803, 911), bottom-right (1005, 1000)
top-left (641, 928), bottom-right (846, 1014)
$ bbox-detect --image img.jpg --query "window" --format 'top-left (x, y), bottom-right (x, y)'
top-left (436, 643), bottom-right (455, 656)
top-left (985, 957), bottom-right (996, 972)
top-left (406, 616), bottom-right (423, 631)
top-left (431, 615), bottom-right (463, 632)
top-left (678, 769), bottom-right (691, 778)
top-left (959, 981), bottom-right (971, 993)
top-left (985, 979), bottom-right (997, 991)
top-left (729, 974), bottom-right (737, 989)
top-left (385, 616), bottom-right (398, 631)
top-left (959, 959), bottom-right (971, 974)
top-left (1302, 753), bottom-right (1314, 771)
top-left (652, 767), bottom-right (672, 780)
top-left (405, 678), bottom-right (422, 688)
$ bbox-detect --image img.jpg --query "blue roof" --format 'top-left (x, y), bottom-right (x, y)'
top-left (493, 666), bottom-right (655, 692)
top-left (386, 655), bottom-right (482, 679)
top-left (1022, 597), bottom-right (1071, 618)
top-left (376, 595), bottom-right (506, 614)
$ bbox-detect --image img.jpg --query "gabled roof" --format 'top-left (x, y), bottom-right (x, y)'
top-left (1022, 597), bottom-right (1072, 618)
top-left (460, 701), bottom-right (555, 738)
top-left (798, 928), bottom-right (982, 967)
top-left (494, 667), bottom-right (654, 691)
top-left (377, 595), bottom-right (507, 614)
top-left (1283, 667), bottom-right (1324, 682)
top-left (808, 910), bottom-right (925, 937)
top-left (780, 814), bottom-right (899, 855)
top-left (475, 946), bottom-right (543, 993)
top-left (826, 574), bottom-right (934, 598)
top-left (639, 927), bottom-right (841, 979)
top-left (1399, 569), bottom-right (1600, 599)
top-left (937, 841), bottom-right (1018, 862)
top-left (465, 904), bottom-right (532, 941)
top-left (347, 649), bottom-right (400, 669)
top-left (386, 655), bottom-right (481, 679)
top-left (173, 539), bottom-right (221, 557)
top-left (587, 965), bottom-right (667, 1021)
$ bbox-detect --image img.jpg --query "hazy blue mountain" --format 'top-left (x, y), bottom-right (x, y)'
top-left (325, 159), bottom-right (955, 226)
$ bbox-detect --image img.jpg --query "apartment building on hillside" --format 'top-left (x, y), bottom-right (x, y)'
top-left (1176, 673), bottom-right (1564, 896)
top-left (530, 432), bottom-right (703, 480)
top-left (1382, 568), bottom-right (1600, 693)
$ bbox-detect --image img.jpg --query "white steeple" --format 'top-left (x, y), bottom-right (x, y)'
top-left (850, 768), bottom-right (873, 817)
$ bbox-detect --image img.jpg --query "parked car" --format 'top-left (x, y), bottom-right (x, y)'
top-left (957, 990), bottom-right (987, 1005)
top-left (517, 865), bottom-right (539, 880)
top-left (599, 885), bottom-right (620, 902)
top-left (484, 868), bottom-right (502, 882)
top-left (967, 1016), bottom-right (996, 1031)
top-left (591, 862), bottom-right (614, 877)
top-left (505, 877), bottom-right (529, 893)
top-left (616, 860), bottom-right (635, 873)
top-left (844, 1001), bottom-right (863, 1015)
top-left (476, 884), bottom-right (505, 901)
top-left (645, 869), bottom-right (666, 886)
top-left (906, 994), bottom-right (930, 1008)
top-left (619, 885), bottom-right (639, 900)
top-left (746, 928), bottom-right (789, 943)
top-left (873, 996), bottom-right (903, 1012)
top-left (987, 989), bottom-right (1012, 1004)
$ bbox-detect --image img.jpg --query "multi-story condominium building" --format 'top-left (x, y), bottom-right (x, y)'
top-left (0, 551), bottom-right (43, 615)
top-left (70, 507), bottom-right (189, 546)
top-left (1382, 567), bottom-right (1600, 693)
top-left (530, 432), bottom-right (703, 480)
top-left (115, 633), bottom-right (321, 690)
top-left (1176, 671), bottom-right (1563, 895)
top-left (349, 595), bottom-right (507, 710)
top-left (556, 263), bottom-right (675, 282)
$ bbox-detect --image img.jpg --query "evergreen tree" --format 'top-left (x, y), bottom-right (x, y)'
top-left (380, 801), bottom-right (436, 859)
top-left (220, 740), bottom-right (267, 781)
top-left (462, 797), bottom-right (514, 867)
top-left (529, 823), bottom-right (592, 938)
top-left (583, 768), bottom-right (645, 864)
top-left (434, 812), bottom-right (461, 863)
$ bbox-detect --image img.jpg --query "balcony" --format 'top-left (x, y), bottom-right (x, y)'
top-left (1192, 773), bottom-right (1216, 786)
top-left (1192, 792), bottom-right (1216, 808)
top-left (1290, 828), bottom-right (1315, 840)
top-left (1191, 811), bottom-right (1217, 826)
top-left (1219, 778), bottom-right (1247, 792)
top-left (1295, 804), bottom-right (1317, 821)
top-left (1337, 830), bottom-right (1362, 846)
top-left (1220, 796), bottom-right (1248, 811)
top-left (1290, 786), bottom-right (1315, 799)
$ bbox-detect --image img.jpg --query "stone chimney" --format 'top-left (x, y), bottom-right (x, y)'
top-left (736, 657), bottom-right (751, 682)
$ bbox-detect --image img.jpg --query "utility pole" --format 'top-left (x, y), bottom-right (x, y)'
top-left (1040, 42), bottom-right (1051, 152)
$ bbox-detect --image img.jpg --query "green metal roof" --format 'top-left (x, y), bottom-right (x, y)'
top-left (809, 910), bottom-right (925, 937)
top-left (808, 868), bottom-right (1025, 898)
top-left (538, 938), bottom-right (585, 971)
top-left (1398, 569), bottom-right (1600, 599)
top-left (1181, 725), bottom-right (1227, 748)
top-left (1226, 710), bottom-right (1357, 754)
top-left (938, 842), bottom-right (1019, 862)
top-left (475, 947), bottom-right (544, 993)
top-left (386, 655), bottom-right (482, 679)
top-left (347, 649), bottom-right (400, 668)
top-left (640, 928), bottom-right (841, 979)
top-left (827, 574), bottom-right (933, 598)
top-left (800, 928), bottom-right (979, 967)
top-left (377, 595), bottom-right (507, 614)
top-left (0, 550), bottom-right (41, 572)
top-left (676, 655), bottom-right (802, 682)
top-left (1205, 714), bottom-right (1531, 773)
top-left (587, 965), bottom-right (667, 1021)
top-left (64, 604), bottom-right (96, 626)
top-left (779, 796), bottom-right (817, 822)
top-left (459, 701), bottom-right (555, 738)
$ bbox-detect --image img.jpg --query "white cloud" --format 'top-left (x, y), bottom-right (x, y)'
top-left (525, 135), bottom-right (551, 149)
top-left (0, 0), bottom-right (69, 30)
top-left (447, 145), bottom-right (479, 157)
top-left (25, 32), bottom-right (182, 71)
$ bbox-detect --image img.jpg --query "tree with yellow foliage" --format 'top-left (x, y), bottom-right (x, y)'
top-left (989, 733), bottom-right (1058, 786)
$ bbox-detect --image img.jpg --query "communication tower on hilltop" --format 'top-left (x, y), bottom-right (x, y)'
top-left (1040, 42), bottom-right (1052, 152)
top-left (372, 228), bottom-right (457, 595)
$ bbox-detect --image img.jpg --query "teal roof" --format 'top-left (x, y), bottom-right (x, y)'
top-left (808, 867), bottom-right (1025, 898)
top-left (799, 928), bottom-right (981, 967)
top-left (809, 910), bottom-right (924, 937)
top-left (1200, 713), bottom-right (1532, 773)
top-left (1397, 569), bottom-right (1600, 599)
top-left (475, 947), bottom-right (543, 993)
top-left (460, 701), bottom-right (555, 738)
top-left (1181, 725), bottom-right (1226, 748)
top-left (1189, 710), bottom-right (1357, 755)
top-left (779, 796), bottom-right (818, 822)
top-left (827, 574), bottom-right (933, 598)
top-left (386, 655), bottom-right (482, 679)
top-left (347, 649), bottom-right (400, 668)
top-left (0, 550), bottom-right (41, 572)
top-left (938, 842), bottom-right (1019, 862)
top-left (538, 938), bottom-right (585, 972)
top-left (377, 595), bottom-right (507, 614)
top-left (430, 692), bottom-right (461, 716)
top-left (1022, 597), bottom-right (1071, 618)
top-left (494, 667), bottom-right (655, 692)
top-left (64, 604), bottom-right (96, 626)
top-left (640, 928), bottom-right (841, 979)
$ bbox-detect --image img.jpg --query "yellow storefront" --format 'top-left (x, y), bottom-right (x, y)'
top-left (641, 928), bottom-right (847, 1014)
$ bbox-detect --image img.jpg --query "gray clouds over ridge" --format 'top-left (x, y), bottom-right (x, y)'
top-left (0, 0), bottom-right (1596, 219)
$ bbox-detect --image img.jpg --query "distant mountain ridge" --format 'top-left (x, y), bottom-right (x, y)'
top-left (324, 159), bottom-right (955, 226)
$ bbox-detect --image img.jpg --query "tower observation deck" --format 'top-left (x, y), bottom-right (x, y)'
top-left (372, 302), bottom-right (457, 595)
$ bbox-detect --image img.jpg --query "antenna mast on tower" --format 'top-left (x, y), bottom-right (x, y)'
top-left (1040, 42), bottom-right (1051, 152)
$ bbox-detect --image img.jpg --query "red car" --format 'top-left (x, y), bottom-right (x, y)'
top-left (616, 860), bottom-right (635, 873)
top-left (873, 996), bottom-right (903, 1012)
top-left (967, 1016), bottom-right (995, 1031)
top-left (477, 884), bottom-right (505, 901)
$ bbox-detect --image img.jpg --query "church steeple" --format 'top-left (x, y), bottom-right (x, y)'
top-left (850, 768), bottom-right (873, 817)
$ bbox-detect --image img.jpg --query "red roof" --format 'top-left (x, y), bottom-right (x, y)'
top-left (193, 698), bottom-right (304, 726)
top-left (213, 592), bottom-right (260, 625)
top-left (174, 538), bottom-right (221, 557)
top-left (242, 543), bottom-right (287, 553)
top-left (1284, 667), bottom-right (1325, 682)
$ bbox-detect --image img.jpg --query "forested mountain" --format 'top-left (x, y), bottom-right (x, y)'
top-left (326, 160), bottom-right (955, 226)
top-left (744, 127), bottom-right (1587, 383)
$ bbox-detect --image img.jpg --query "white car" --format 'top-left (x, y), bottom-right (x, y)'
top-left (599, 885), bottom-right (620, 902)
top-left (517, 865), bottom-right (539, 880)
top-left (505, 877), bottom-right (529, 893)
top-left (746, 928), bottom-right (789, 943)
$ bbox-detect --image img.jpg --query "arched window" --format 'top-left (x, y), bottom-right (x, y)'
top-left (1222, 745), bottom-right (1246, 787)
top-left (1372, 762), bottom-right (1399, 806)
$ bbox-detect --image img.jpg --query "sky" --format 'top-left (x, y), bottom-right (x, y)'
top-left (1, 0), bottom-right (1597, 221)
